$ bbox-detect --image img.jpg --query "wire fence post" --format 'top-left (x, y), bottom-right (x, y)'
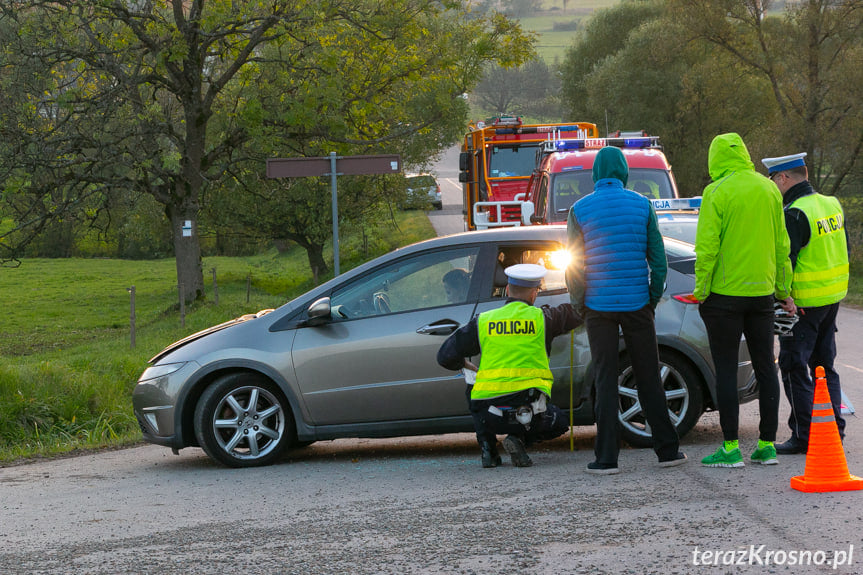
top-left (211, 267), bottom-right (219, 306)
top-left (178, 283), bottom-right (185, 328)
top-left (246, 273), bottom-right (251, 303)
top-left (128, 286), bottom-right (136, 349)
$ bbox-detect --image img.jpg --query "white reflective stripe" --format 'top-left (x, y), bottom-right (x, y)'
top-left (488, 405), bottom-right (503, 417)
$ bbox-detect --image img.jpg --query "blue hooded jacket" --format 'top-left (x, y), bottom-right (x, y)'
top-left (565, 146), bottom-right (667, 312)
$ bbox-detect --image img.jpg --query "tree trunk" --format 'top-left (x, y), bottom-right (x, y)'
top-left (306, 242), bottom-right (328, 280)
top-left (168, 203), bottom-right (204, 304)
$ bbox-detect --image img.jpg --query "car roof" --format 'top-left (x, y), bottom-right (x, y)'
top-left (407, 226), bottom-right (568, 251)
top-left (541, 148), bottom-right (672, 172)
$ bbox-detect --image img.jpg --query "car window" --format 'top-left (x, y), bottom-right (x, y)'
top-left (551, 170), bottom-right (592, 215)
top-left (535, 175), bottom-right (549, 219)
top-left (331, 247), bottom-right (480, 318)
top-left (523, 248), bottom-right (569, 292)
top-left (490, 243), bottom-right (568, 298)
top-left (406, 175), bottom-right (435, 188)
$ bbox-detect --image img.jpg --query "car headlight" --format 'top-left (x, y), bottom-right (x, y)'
top-left (139, 362), bottom-right (187, 382)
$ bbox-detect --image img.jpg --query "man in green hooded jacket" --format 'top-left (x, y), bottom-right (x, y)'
top-left (694, 133), bottom-right (794, 468)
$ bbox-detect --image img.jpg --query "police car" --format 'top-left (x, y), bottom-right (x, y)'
top-left (653, 197), bottom-right (701, 244)
top-left (133, 226), bottom-right (756, 467)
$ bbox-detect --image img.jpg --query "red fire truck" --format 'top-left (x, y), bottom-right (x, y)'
top-left (458, 116), bottom-right (598, 230)
top-left (520, 133), bottom-right (683, 226)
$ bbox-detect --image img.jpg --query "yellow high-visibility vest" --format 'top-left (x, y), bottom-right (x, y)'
top-left (473, 301), bottom-right (553, 400)
top-left (788, 193), bottom-right (848, 307)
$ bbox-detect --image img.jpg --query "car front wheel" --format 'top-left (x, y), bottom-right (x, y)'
top-left (194, 373), bottom-right (295, 467)
top-left (617, 349), bottom-right (704, 448)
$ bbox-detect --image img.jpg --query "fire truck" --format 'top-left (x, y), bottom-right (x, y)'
top-left (466, 130), bottom-right (698, 231)
top-left (458, 116), bottom-right (598, 230)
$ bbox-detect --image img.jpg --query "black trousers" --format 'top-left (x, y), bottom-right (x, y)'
top-left (698, 293), bottom-right (779, 442)
top-left (585, 305), bottom-right (679, 465)
top-left (469, 388), bottom-right (569, 447)
top-left (778, 302), bottom-right (844, 443)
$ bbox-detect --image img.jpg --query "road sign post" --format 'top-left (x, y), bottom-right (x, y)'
top-left (266, 153), bottom-right (401, 276)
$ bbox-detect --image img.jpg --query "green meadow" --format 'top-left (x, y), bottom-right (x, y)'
top-left (0, 211), bottom-right (435, 463)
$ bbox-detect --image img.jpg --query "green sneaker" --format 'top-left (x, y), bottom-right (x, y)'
top-left (750, 444), bottom-right (778, 465)
top-left (701, 446), bottom-right (744, 468)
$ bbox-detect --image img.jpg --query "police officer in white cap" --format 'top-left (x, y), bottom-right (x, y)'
top-left (437, 263), bottom-right (582, 468)
top-left (762, 152), bottom-right (850, 454)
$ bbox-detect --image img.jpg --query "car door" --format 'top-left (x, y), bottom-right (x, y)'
top-left (471, 240), bottom-right (592, 409)
top-left (291, 245), bottom-right (482, 425)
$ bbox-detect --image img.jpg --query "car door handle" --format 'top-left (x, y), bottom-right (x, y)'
top-left (416, 321), bottom-right (460, 335)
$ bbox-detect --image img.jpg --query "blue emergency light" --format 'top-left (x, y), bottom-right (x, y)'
top-left (552, 136), bottom-right (659, 152)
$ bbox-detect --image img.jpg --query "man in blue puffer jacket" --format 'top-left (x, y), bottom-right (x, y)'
top-left (566, 145), bottom-right (686, 475)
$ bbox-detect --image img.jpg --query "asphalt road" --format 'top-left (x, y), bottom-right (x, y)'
top-left (2, 149), bottom-right (863, 574)
top-left (427, 144), bottom-right (467, 237)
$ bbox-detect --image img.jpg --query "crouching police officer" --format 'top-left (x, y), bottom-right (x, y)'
top-left (437, 264), bottom-right (582, 468)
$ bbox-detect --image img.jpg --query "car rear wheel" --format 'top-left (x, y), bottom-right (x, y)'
top-left (194, 373), bottom-right (295, 467)
top-left (617, 349), bottom-right (704, 448)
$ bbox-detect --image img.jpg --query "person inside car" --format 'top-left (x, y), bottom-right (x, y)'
top-left (442, 268), bottom-right (471, 304)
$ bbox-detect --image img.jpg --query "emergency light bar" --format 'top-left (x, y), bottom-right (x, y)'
top-left (545, 136), bottom-right (660, 152)
top-left (495, 124), bottom-right (593, 136)
top-left (492, 115), bottom-right (523, 127)
top-left (651, 197), bottom-right (702, 211)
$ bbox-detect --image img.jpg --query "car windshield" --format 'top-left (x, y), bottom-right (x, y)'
top-left (549, 168), bottom-right (677, 222)
top-left (664, 236), bottom-right (695, 260)
top-left (488, 145), bottom-right (539, 178)
top-left (657, 215), bottom-right (698, 244)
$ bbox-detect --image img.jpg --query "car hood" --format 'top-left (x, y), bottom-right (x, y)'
top-left (148, 308), bottom-right (275, 364)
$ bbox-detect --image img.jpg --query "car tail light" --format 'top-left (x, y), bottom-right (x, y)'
top-left (672, 293), bottom-right (700, 304)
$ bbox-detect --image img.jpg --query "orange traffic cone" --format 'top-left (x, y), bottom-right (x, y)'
top-left (790, 366), bottom-right (863, 493)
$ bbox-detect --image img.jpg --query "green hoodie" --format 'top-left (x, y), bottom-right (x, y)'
top-left (694, 133), bottom-right (792, 301)
top-left (592, 145), bottom-right (629, 185)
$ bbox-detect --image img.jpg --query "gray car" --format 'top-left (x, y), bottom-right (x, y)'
top-left (132, 227), bottom-right (757, 467)
top-left (405, 173), bottom-right (442, 210)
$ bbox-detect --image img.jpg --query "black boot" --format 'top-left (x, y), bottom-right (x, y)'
top-left (775, 437), bottom-right (808, 454)
top-left (480, 440), bottom-right (502, 468)
top-left (503, 435), bottom-right (533, 467)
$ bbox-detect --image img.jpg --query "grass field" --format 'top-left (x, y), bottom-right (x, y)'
top-left (522, 0), bottom-right (621, 62)
top-left (0, 211), bottom-right (435, 463)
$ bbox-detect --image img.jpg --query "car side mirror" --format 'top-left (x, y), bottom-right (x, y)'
top-left (459, 152), bottom-right (470, 171)
top-left (521, 202), bottom-right (535, 226)
top-left (305, 297), bottom-right (332, 326)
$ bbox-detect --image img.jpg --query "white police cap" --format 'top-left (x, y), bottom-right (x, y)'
top-left (505, 263), bottom-right (546, 288)
top-left (761, 152), bottom-right (807, 174)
